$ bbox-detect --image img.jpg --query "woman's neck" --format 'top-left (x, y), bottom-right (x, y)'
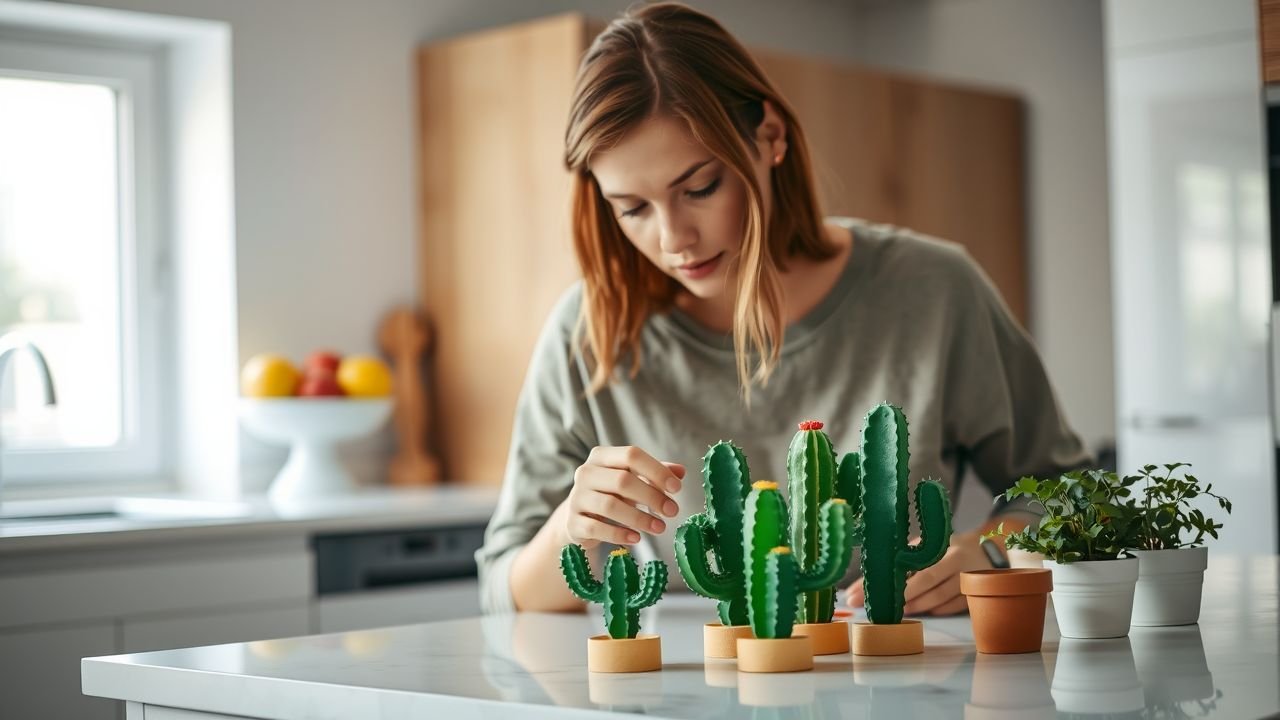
top-left (674, 222), bottom-right (852, 334)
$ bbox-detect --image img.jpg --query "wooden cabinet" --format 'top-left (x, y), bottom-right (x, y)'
top-left (1261, 0), bottom-right (1280, 82)
top-left (418, 13), bottom-right (1026, 486)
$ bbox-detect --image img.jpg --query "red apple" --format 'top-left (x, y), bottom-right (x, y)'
top-left (297, 367), bottom-right (346, 397)
top-left (303, 350), bottom-right (342, 375)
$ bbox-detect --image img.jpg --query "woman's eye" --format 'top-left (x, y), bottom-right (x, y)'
top-left (619, 202), bottom-right (647, 219)
top-left (686, 177), bottom-right (721, 200)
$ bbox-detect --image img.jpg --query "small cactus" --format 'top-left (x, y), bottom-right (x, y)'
top-left (743, 480), bottom-right (855, 639)
top-left (561, 545), bottom-right (668, 639)
top-left (855, 403), bottom-right (952, 625)
top-left (787, 420), bottom-right (865, 624)
top-left (674, 441), bottom-right (753, 626)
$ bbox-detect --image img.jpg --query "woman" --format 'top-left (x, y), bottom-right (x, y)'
top-left (477, 2), bottom-right (1089, 616)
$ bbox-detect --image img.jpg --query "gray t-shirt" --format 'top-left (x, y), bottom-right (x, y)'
top-left (476, 217), bottom-right (1090, 614)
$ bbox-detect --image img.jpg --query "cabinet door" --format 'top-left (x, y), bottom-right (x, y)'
top-left (0, 621), bottom-right (118, 719)
top-left (121, 602), bottom-right (310, 654)
top-left (315, 579), bottom-right (479, 633)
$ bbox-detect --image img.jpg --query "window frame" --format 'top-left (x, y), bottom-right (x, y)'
top-left (0, 34), bottom-right (168, 484)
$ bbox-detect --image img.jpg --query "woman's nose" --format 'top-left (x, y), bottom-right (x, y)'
top-left (657, 208), bottom-right (697, 255)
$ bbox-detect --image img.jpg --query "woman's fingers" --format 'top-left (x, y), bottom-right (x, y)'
top-left (580, 488), bottom-right (668, 535)
top-left (569, 512), bottom-right (640, 545)
top-left (589, 445), bottom-right (683, 493)
top-left (928, 595), bottom-right (969, 616)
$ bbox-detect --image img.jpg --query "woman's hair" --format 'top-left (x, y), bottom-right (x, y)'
top-left (564, 2), bottom-right (836, 403)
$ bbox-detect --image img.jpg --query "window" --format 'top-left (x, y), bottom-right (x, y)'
top-left (0, 36), bottom-right (165, 482)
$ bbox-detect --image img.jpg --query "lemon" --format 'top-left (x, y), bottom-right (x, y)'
top-left (241, 353), bottom-right (301, 397)
top-left (336, 355), bottom-right (393, 397)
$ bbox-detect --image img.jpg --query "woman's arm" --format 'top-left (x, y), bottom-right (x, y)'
top-left (509, 500), bottom-right (586, 612)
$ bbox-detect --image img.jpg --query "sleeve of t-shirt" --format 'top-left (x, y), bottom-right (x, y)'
top-left (475, 286), bottom-right (597, 614)
top-left (941, 247), bottom-right (1094, 519)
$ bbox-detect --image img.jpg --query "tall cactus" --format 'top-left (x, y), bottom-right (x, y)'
top-left (561, 545), bottom-right (668, 639)
top-left (743, 481), bottom-right (855, 639)
top-left (856, 403), bottom-right (952, 625)
top-left (674, 441), bottom-right (753, 626)
top-left (787, 420), bottom-right (864, 624)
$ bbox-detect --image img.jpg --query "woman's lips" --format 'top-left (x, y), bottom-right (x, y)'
top-left (676, 252), bottom-right (723, 280)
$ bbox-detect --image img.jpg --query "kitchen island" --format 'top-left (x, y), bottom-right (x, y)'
top-left (83, 556), bottom-right (1280, 719)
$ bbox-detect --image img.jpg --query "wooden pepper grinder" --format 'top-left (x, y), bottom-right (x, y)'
top-left (377, 306), bottom-right (443, 486)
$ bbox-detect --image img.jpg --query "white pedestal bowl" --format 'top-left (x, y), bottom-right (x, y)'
top-left (238, 398), bottom-right (393, 504)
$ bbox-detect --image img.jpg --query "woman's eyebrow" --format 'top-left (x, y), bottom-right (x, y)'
top-left (603, 158), bottom-right (714, 199)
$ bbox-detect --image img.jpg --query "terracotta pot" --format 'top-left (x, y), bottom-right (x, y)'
top-left (849, 619), bottom-right (923, 656)
top-left (792, 620), bottom-right (850, 655)
top-left (586, 634), bottom-right (661, 673)
top-left (736, 635), bottom-right (814, 673)
top-left (703, 623), bottom-right (753, 658)
top-left (960, 568), bottom-right (1052, 654)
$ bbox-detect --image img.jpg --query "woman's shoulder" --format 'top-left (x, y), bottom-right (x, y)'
top-left (831, 217), bottom-right (992, 300)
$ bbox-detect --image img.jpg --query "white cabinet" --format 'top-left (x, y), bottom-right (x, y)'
top-left (0, 621), bottom-right (117, 720)
top-left (314, 578), bottom-right (478, 633)
top-left (122, 602), bottom-right (311, 654)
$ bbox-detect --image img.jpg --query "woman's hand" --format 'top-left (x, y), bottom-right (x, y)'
top-left (844, 529), bottom-right (999, 616)
top-left (561, 445), bottom-right (685, 549)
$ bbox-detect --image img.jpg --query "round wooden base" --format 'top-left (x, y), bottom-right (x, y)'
top-left (587, 634), bottom-right (662, 673)
top-left (736, 635), bottom-right (814, 673)
top-left (850, 619), bottom-right (924, 656)
top-left (792, 620), bottom-right (851, 655)
top-left (703, 623), bottom-right (754, 658)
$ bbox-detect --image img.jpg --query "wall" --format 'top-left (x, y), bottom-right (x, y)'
top-left (850, 0), bottom-right (1116, 452)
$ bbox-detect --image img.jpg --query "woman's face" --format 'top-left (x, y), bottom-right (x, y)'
top-left (590, 107), bottom-right (785, 301)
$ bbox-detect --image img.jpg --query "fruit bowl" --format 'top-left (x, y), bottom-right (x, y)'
top-left (238, 397), bottom-right (393, 504)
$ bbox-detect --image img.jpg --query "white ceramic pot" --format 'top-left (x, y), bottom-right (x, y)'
top-left (1050, 637), bottom-right (1143, 715)
top-left (1129, 547), bottom-right (1208, 626)
top-left (1044, 557), bottom-right (1138, 639)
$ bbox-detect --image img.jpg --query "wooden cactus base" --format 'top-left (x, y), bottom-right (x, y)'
top-left (736, 635), bottom-right (814, 673)
top-left (704, 623), bottom-right (754, 658)
top-left (587, 634), bottom-right (662, 673)
top-left (792, 620), bottom-right (851, 655)
top-left (850, 619), bottom-right (924, 656)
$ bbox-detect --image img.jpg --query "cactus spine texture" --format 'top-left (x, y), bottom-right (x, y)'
top-left (743, 481), bottom-right (855, 639)
top-left (857, 403), bottom-right (952, 625)
top-left (674, 441), bottom-right (752, 626)
top-left (787, 420), bottom-right (865, 623)
top-left (561, 545), bottom-right (667, 639)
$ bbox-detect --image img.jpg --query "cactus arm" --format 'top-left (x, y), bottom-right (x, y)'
top-left (837, 451), bottom-right (863, 517)
top-left (603, 551), bottom-right (640, 639)
top-left (795, 499), bottom-right (855, 593)
top-left (898, 480), bottom-right (952, 572)
top-left (560, 544), bottom-right (605, 604)
top-left (674, 514), bottom-right (735, 598)
top-left (628, 560), bottom-right (669, 611)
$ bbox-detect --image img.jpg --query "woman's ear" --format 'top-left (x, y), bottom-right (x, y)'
top-left (758, 100), bottom-right (788, 165)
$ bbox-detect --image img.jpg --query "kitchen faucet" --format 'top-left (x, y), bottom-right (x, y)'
top-left (0, 332), bottom-right (58, 506)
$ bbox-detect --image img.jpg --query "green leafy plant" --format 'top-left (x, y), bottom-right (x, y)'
top-left (1129, 462), bottom-right (1231, 550)
top-left (984, 469), bottom-right (1142, 564)
top-left (561, 545), bottom-right (667, 639)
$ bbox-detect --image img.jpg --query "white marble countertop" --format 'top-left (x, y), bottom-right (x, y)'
top-left (0, 486), bottom-right (499, 555)
top-left (82, 556), bottom-right (1280, 719)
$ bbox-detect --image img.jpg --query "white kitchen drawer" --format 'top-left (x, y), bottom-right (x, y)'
top-left (314, 578), bottom-right (478, 633)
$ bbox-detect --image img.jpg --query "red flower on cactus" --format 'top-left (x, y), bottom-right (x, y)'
top-left (798, 420), bottom-right (824, 431)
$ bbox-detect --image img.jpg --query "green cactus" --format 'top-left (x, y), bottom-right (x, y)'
top-left (743, 481), bottom-right (855, 639)
top-left (674, 441), bottom-right (753, 626)
top-left (856, 403), bottom-right (952, 625)
top-left (561, 545), bottom-right (668, 639)
top-left (787, 420), bottom-right (865, 624)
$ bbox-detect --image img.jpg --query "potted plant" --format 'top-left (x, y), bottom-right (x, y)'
top-left (560, 544), bottom-right (668, 673)
top-left (735, 480), bottom-right (855, 672)
top-left (1127, 462), bottom-right (1231, 627)
top-left (985, 469), bottom-right (1142, 639)
top-left (674, 440), bottom-right (756, 657)
top-left (786, 420), bottom-right (864, 655)
top-left (848, 403), bottom-right (953, 656)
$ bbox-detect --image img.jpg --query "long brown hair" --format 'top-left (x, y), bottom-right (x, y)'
top-left (564, 2), bottom-right (835, 403)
